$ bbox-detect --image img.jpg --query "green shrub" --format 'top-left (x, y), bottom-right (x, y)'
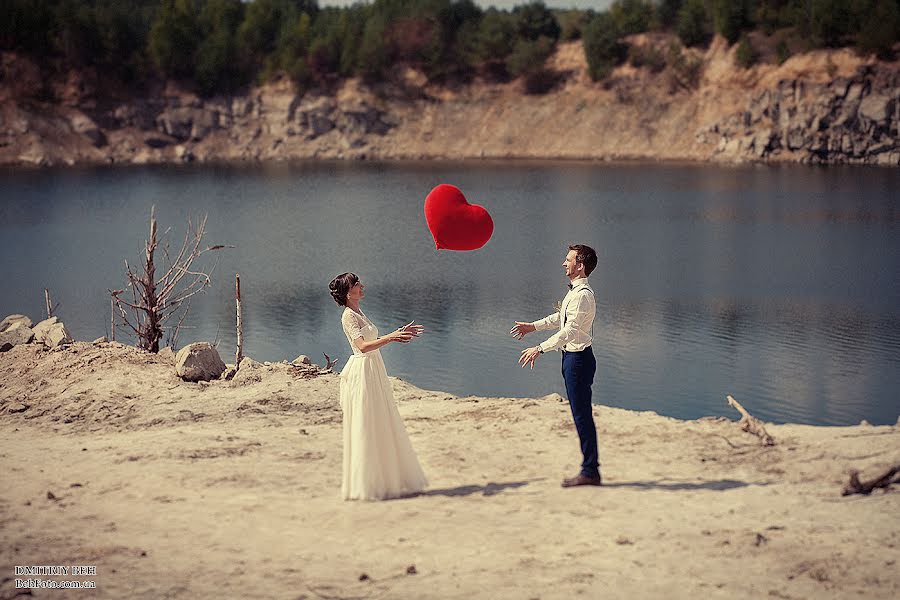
top-left (775, 37), bottom-right (791, 65)
top-left (666, 40), bottom-right (703, 89)
top-left (556, 9), bottom-right (590, 41)
top-left (0, 0), bottom-right (55, 54)
top-left (357, 15), bottom-right (388, 81)
top-left (583, 12), bottom-right (627, 81)
top-left (753, 0), bottom-right (793, 36)
top-left (238, 0), bottom-right (288, 58)
top-left (735, 34), bottom-right (757, 68)
top-left (857, 0), bottom-right (900, 59)
top-left (676, 0), bottom-right (711, 47)
top-left (149, 0), bottom-right (200, 78)
top-left (712, 0), bottom-right (750, 45)
top-left (506, 35), bottom-right (554, 78)
top-left (15, 0), bottom-right (898, 98)
top-left (809, 0), bottom-right (856, 47)
top-left (628, 44), bottom-right (666, 72)
top-left (513, 1), bottom-right (561, 42)
top-left (420, 0), bottom-right (482, 82)
top-left (609, 0), bottom-right (655, 36)
top-left (657, 0), bottom-right (683, 29)
top-left (476, 9), bottom-right (517, 61)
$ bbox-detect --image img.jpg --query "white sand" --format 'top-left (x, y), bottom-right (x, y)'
top-left (1, 341), bottom-right (898, 599)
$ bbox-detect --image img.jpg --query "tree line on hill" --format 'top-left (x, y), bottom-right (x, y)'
top-left (1, 0), bottom-right (898, 97)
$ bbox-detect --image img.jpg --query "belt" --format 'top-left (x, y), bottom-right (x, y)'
top-left (562, 346), bottom-right (592, 354)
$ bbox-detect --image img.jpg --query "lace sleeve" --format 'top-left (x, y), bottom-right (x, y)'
top-left (341, 309), bottom-right (363, 342)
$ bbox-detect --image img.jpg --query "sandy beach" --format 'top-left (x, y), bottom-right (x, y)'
top-left (1, 340), bottom-right (898, 599)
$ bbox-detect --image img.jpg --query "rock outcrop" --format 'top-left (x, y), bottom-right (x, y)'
top-left (1, 38), bottom-right (897, 167)
top-left (706, 67), bottom-right (900, 164)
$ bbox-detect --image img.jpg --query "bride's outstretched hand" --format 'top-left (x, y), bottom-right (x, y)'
top-left (397, 321), bottom-right (425, 337)
top-left (389, 329), bottom-right (414, 343)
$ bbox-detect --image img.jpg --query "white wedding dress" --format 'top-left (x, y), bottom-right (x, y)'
top-left (339, 308), bottom-right (428, 500)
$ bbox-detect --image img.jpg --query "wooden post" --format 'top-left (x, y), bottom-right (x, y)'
top-left (235, 274), bottom-right (243, 368)
top-left (110, 297), bottom-right (116, 341)
top-left (45, 288), bottom-right (53, 319)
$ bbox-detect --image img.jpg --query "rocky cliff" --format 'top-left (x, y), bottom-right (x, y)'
top-left (1, 36), bottom-right (897, 167)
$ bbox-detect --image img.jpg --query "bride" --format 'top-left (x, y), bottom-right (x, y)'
top-left (328, 272), bottom-right (428, 500)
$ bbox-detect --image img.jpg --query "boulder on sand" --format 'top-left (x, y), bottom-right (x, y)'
top-left (0, 314), bottom-right (35, 351)
top-left (175, 342), bottom-right (226, 382)
top-left (32, 317), bottom-right (73, 349)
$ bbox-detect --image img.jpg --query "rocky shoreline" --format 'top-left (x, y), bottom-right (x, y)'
top-left (1, 38), bottom-right (898, 168)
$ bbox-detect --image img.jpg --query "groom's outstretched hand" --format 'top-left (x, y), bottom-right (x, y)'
top-left (509, 321), bottom-right (535, 340)
top-left (519, 346), bottom-right (542, 369)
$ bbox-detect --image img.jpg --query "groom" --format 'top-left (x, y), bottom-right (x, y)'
top-left (511, 244), bottom-right (601, 487)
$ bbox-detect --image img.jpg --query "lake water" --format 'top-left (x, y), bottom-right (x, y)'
top-left (1, 161), bottom-right (898, 426)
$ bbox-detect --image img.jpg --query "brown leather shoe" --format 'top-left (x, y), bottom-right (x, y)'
top-left (561, 473), bottom-right (602, 488)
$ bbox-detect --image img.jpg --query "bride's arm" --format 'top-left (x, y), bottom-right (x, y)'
top-left (343, 311), bottom-right (423, 353)
top-left (354, 328), bottom-right (415, 353)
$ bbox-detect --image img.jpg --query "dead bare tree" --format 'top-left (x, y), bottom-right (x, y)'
top-left (109, 206), bottom-right (229, 353)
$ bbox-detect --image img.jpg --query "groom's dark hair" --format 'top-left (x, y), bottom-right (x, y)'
top-left (329, 272), bottom-right (359, 306)
top-left (568, 244), bottom-right (597, 276)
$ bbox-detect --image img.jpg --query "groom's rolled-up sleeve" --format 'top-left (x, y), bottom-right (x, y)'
top-left (538, 292), bottom-right (592, 353)
top-left (530, 312), bottom-right (559, 332)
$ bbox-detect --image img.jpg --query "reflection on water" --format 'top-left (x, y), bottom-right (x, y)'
top-left (0, 161), bottom-right (898, 426)
top-left (601, 297), bottom-right (900, 426)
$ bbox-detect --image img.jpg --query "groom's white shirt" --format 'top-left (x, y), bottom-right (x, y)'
top-left (531, 277), bottom-right (596, 353)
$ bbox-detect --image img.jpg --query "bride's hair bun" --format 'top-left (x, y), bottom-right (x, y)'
top-left (329, 272), bottom-right (359, 306)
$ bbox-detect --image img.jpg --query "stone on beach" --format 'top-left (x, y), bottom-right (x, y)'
top-left (0, 314), bottom-right (35, 351)
top-left (45, 323), bottom-right (73, 348)
top-left (238, 357), bottom-right (261, 370)
top-left (158, 346), bottom-right (176, 364)
top-left (1, 314), bottom-right (33, 331)
top-left (175, 342), bottom-right (226, 382)
top-left (32, 316), bottom-right (74, 349)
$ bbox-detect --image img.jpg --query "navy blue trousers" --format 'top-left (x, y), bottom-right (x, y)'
top-left (562, 347), bottom-right (599, 478)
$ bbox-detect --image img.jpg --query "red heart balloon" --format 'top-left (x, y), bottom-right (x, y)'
top-left (424, 184), bottom-right (493, 251)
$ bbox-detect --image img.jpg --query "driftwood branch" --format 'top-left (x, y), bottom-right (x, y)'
top-left (726, 395), bottom-right (775, 446)
top-left (842, 465), bottom-right (900, 496)
top-left (320, 352), bottom-right (338, 374)
top-left (289, 353), bottom-right (340, 380)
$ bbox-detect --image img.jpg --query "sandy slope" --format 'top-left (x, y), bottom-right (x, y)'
top-left (1, 341), bottom-right (898, 599)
